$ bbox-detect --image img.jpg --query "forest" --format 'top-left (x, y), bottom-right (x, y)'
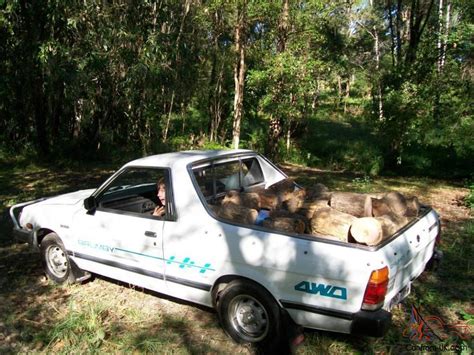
top-left (0, 2), bottom-right (473, 353)
top-left (0, 0), bottom-right (472, 178)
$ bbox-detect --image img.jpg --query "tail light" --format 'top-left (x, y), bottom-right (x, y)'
top-left (362, 266), bottom-right (389, 311)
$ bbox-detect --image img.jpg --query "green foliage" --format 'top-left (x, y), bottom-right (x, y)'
top-left (0, 0), bottom-right (472, 178)
top-left (39, 300), bottom-right (108, 352)
top-left (351, 175), bottom-right (373, 193)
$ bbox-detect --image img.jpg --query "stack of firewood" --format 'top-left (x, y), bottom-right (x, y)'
top-left (211, 179), bottom-right (421, 246)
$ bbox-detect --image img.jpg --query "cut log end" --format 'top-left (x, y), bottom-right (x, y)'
top-left (350, 217), bottom-right (383, 246)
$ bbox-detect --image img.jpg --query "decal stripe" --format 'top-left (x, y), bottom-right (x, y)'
top-left (280, 300), bottom-right (354, 320)
top-left (70, 251), bottom-right (211, 291)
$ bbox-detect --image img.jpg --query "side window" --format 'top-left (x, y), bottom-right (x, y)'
top-left (194, 166), bottom-right (214, 198)
top-left (214, 161), bottom-right (241, 191)
top-left (241, 158), bottom-right (264, 187)
top-left (98, 168), bottom-right (171, 219)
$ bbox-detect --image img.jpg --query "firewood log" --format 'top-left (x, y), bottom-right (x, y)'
top-left (330, 192), bottom-right (373, 217)
top-left (375, 213), bottom-right (409, 238)
top-left (372, 191), bottom-right (409, 217)
top-left (306, 183), bottom-right (330, 200)
top-left (283, 188), bottom-right (306, 213)
top-left (263, 217), bottom-right (305, 234)
top-left (216, 202), bottom-right (258, 225)
top-left (267, 179), bottom-right (296, 194)
top-left (257, 191), bottom-right (279, 210)
top-left (371, 197), bottom-right (392, 217)
top-left (311, 207), bottom-right (357, 242)
top-left (222, 190), bottom-right (261, 210)
top-left (350, 217), bottom-right (383, 246)
top-left (270, 209), bottom-right (309, 232)
top-left (405, 196), bottom-right (420, 217)
top-left (384, 191), bottom-right (408, 216)
top-left (298, 199), bottom-right (330, 219)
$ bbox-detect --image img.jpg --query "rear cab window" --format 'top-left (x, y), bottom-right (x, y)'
top-left (192, 157), bottom-right (265, 204)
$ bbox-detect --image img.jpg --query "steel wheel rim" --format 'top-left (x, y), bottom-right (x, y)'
top-left (46, 244), bottom-right (68, 278)
top-left (228, 294), bottom-right (269, 342)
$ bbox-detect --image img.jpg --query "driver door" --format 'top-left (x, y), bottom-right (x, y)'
top-left (72, 168), bottom-right (171, 293)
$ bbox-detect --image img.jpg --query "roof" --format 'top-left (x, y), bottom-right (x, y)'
top-left (124, 149), bottom-right (255, 169)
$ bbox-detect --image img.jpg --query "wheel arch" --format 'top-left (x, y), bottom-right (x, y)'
top-left (35, 228), bottom-right (56, 247)
top-left (211, 274), bottom-right (283, 310)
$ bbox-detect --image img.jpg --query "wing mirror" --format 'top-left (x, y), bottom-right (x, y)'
top-left (84, 196), bottom-right (97, 211)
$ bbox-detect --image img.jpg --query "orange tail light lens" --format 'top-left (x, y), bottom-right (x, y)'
top-left (362, 266), bottom-right (389, 311)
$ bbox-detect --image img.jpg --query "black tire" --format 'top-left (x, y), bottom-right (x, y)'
top-left (40, 233), bottom-right (75, 284)
top-left (217, 279), bottom-right (281, 345)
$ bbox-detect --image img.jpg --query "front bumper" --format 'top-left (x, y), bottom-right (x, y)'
top-left (350, 309), bottom-right (392, 337)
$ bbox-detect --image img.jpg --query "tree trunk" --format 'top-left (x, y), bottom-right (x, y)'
top-left (265, 0), bottom-right (289, 160)
top-left (437, 0), bottom-right (444, 73)
top-left (232, 0), bottom-right (247, 149)
top-left (387, 0), bottom-right (397, 67)
top-left (163, 90), bottom-right (175, 142)
top-left (396, 0), bottom-right (403, 64)
top-left (344, 79), bottom-right (350, 114)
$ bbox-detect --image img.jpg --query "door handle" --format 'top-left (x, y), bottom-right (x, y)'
top-left (144, 231), bottom-right (157, 238)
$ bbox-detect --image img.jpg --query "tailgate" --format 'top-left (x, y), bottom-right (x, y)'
top-left (381, 208), bottom-right (440, 309)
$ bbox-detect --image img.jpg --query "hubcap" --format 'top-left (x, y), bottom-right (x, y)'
top-left (228, 295), bottom-right (269, 342)
top-left (46, 245), bottom-right (68, 278)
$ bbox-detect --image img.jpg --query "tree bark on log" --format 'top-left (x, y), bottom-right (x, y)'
top-left (405, 196), bottom-right (420, 217)
top-left (311, 207), bottom-right (356, 242)
top-left (216, 202), bottom-right (258, 224)
top-left (299, 199), bottom-right (330, 219)
top-left (222, 190), bottom-right (260, 210)
top-left (257, 192), bottom-right (279, 210)
top-left (270, 209), bottom-right (308, 232)
top-left (330, 192), bottom-right (373, 217)
top-left (305, 183), bottom-right (330, 200)
top-left (376, 213), bottom-right (409, 238)
top-left (283, 188), bottom-right (306, 213)
top-left (263, 217), bottom-right (305, 234)
top-left (372, 191), bottom-right (409, 217)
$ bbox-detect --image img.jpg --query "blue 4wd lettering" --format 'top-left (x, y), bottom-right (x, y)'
top-left (295, 281), bottom-right (347, 300)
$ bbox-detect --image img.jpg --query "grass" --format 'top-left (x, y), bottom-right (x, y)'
top-left (0, 158), bottom-right (472, 354)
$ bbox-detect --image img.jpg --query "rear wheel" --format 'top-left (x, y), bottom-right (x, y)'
top-left (217, 280), bottom-right (281, 344)
top-left (40, 233), bottom-right (75, 284)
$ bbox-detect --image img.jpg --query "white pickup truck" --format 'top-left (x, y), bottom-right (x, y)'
top-left (10, 149), bottom-right (441, 346)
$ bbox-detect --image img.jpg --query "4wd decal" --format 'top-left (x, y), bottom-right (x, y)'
top-left (295, 281), bottom-right (347, 300)
top-left (77, 240), bottom-right (215, 274)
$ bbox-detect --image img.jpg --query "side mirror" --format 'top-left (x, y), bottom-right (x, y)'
top-left (84, 196), bottom-right (97, 211)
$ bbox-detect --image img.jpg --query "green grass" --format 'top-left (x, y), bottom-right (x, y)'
top-left (0, 159), bottom-right (472, 354)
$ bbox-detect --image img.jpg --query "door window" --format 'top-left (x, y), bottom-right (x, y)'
top-left (97, 168), bottom-right (173, 219)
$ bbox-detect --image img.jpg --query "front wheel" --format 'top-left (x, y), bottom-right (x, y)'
top-left (217, 280), bottom-right (281, 344)
top-left (40, 233), bottom-right (75, 284)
